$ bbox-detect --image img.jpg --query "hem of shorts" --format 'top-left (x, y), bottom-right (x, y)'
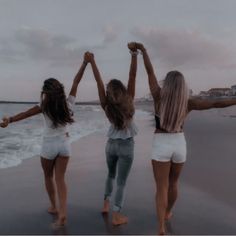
top-left (40, 155), bottom-right (55, 160)
top-left (151, 158), bottom-right (171, 162)
top-left (171, 159), bottom-right (186, 164)
top-left (40, 154), bottom-right (71, 159)
top-left (153, 131), bottom-right (184, 135)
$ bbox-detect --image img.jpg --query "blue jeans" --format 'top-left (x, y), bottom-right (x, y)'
top-left (104, 138), bottom-right (134, 212)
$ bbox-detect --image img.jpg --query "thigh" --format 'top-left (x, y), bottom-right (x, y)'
top-left (169, 162), bottom-right (184, 183)
top-left (117, 141), bottom-right (134, 185)
top-left (106, 140), bottom-right (118, 175)
top-left (41, 157), bottom-right (55, 177)
top-left (152, 160), bottom-right (171, 187)
top-left (55, 156), bottom-right (70, 178)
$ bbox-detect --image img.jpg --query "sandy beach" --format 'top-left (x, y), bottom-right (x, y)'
top-left (1, 107), bottom-right (236, 235)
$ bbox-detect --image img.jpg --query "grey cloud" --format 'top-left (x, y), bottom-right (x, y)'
top-left (0, 26), bottom-right (118, 67)
top-left (102, 25), bottom-right (119, 44)
top-left (131, 27), bottom-right (236, 69)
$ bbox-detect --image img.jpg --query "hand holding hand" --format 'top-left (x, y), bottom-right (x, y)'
top-left (135, 42), bottom-right (145, 51)
top-left (84, 51), bottom-right (94, 63)
top-left (0, 116), bottom-right (10, 128)
top-left (128, 42), bottom-right (137, 51)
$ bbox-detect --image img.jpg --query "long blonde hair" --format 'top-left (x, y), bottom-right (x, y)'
top-left (105, 79), bottom-right (134, 130)
top-left (159, 71), bottom-right (189, 132)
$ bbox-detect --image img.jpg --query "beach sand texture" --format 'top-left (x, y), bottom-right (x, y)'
top-left (0, 108), bottom-right (236, 235)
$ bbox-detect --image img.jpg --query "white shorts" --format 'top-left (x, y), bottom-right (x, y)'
top-left (151, 132), bottom-right (187, 163)
top-left (40, 135), bottom-right (71, 160)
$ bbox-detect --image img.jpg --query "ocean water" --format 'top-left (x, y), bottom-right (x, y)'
top-left (0, 104), bottom-right (151, 169)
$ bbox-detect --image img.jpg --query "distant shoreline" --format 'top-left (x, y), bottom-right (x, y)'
top-left (0, 101), bottom-right (100, 105)
top-left (0, 101), bottom-right (154, 105)
top-left (1, 96), bottom-right (236, 105)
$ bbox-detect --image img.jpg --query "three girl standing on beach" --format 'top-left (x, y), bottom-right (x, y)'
top-left (2, 42), bottom-right (236, 234)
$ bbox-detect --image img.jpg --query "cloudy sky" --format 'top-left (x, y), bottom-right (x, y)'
top-left (1, 0), bottom-right (236, 101)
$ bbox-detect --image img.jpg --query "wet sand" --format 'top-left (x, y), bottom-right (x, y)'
top-left (1, 108), bottom-right (236, 235)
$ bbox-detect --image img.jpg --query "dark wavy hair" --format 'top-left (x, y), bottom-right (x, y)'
top-left (105, 79), bottom-right (134, 130)
top-left (40, 78), bottom-right (74, 128)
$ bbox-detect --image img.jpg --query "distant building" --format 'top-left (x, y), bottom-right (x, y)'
top-left (135, 93), bottom-right (153, 102)
top-left (189, 89), bottom-right (193, 96)
top-left (199, 91), bottom-right (210, 97)
top-left (230, 85), bottom-right (236, 96)
top-left (208, 88), bottom-right (231, 97)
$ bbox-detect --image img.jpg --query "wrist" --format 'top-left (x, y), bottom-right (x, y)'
top-left (82, 60), bottom-right (88, 66)
top-left (140, 46), bottom-right (146, 52)
top-left (90, 59), bottom-right (95, 65)
top-left (9, 117), bottom-right (13, 123)
top-left (129, 50), bottom-right (139, 56)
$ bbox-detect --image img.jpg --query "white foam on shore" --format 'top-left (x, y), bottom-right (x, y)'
top-left (0, 106), bottom-right (152, 169)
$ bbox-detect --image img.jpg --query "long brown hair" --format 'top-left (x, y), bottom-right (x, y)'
top-left (105, 79), bottom-right (134, 130)
top-left (40, 78), bottom-right (74, 128)
top-left (159, 71), bottom-right (189, 132)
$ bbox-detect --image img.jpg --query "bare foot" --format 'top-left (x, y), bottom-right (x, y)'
top-left (101, 200), bottom-right (110, 213)
top-left (52, 216), bottom-right (67, 228)
top-left (159, 231), bottom-right (165, 235)
top-left (165, 211), bottom-right (173, 221)
top-left (48, 206), bottom-right (58, 215)
top-left (112, 212), bottom-right (128, 226)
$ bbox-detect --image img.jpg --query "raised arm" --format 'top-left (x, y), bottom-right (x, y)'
top-left (0, 105), bottom-right (41, 128)
top-left (127, 42), bottom-right (138, 99)
top-left (85, 52), bottom-right (106, 109)
top-left (69, 55), bottom-right (88, 97)
top-left (136, 43), bottom-right (161, 101)
top-left (188, 97), bottom-right (236, 111)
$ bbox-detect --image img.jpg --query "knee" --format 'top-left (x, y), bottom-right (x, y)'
top-left (116, 176), bottom-right (126, 187)
top-left (108, 172), bottom-right (116, 179)
top-left (55, 174), bottom-right (65, 184)
top-left (156, 182), bottom-right (168, 192)
top-left (44, 172), bottom-right (53, 180)
top-left (155, 191), bottom-right (168, 206)
top-left (169, 179), bottom-right (178, 189)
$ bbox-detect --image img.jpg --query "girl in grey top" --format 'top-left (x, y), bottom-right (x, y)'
top-left (84, 42), bottom-right (138, 226)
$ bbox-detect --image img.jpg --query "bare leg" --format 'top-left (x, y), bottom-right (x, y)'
top-left (166, 162), bottom-right (184, 220)
top-left (152, 160), bottom-right (171, 235)
top-left (54, 156), bottom-right (69, 226)
top-left (40, 157), bottom-right (57, 214)
top-left (102, 199), bottom-right (110, 214)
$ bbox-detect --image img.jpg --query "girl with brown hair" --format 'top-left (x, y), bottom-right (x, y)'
top-left (0, 54), bottom-right (89, 227)
top-left (83, 42), bottom-right (138, 226)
